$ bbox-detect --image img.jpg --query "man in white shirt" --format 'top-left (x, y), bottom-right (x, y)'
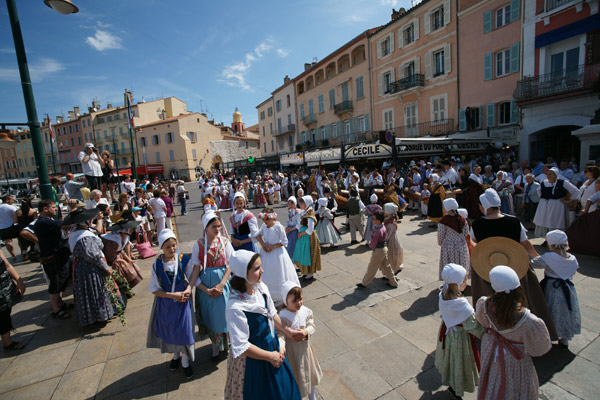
top-left (78, 143), bottom-right (104, 191)
top-left (149, 194), bottom-right (167, 236)
top-left (120, 175), bottom-right (136, 196)
top-left (177, 181), bottom-right (188, 215)
top-left (0, 195), bottom-right (18, 260)
top-left (440, 160), bottom-right (457, 189)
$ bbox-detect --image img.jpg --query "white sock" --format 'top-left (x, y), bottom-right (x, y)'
top-left (211, 343), bottom-right (219, 357)
top-left (181, 354), bottom-right (190, 368)
top-left (173, 351), bottom-right (181, 360)
top-left (309, 386), bottom-right (316, 400)
top-left (305, 274), bottom-right (313, 279)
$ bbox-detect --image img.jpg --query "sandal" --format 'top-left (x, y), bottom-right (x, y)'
top-left (51, 310), bottom-right (71, 319)
top-left (3, 341), bottom-right (25, 350)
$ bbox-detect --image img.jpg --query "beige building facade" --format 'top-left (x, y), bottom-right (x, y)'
top-left (271, 76), bottom-right (298, 154)
top-left (257, 97), bottom-right (276, 156)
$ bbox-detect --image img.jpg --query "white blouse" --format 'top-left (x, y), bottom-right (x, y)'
top-left (230, 210), bottom-right (259, 239)
top-left (536, 179), bottom-right (579, 198)
top-left (579, 179), bottom-right (598, 211)
top-left (148, 257), bottom-right (195, 293)
top-left (300, 210), bottom-right (315, 235)
top-left (252, 222), bottom-right (288, 247)
top-left (287, 209), bottom-right (301, 230)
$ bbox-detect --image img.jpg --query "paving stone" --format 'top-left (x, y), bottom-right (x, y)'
top-left (395, 366), bottom-right (449, 400)
top-left (319, 351), bottom-right (392, 400)
top-left (319, 270), bottom-right (363, 292)
top-left (579, 304), bottom-right (600, 332)
top-left (566, 326), bottom-right (599, 355)
top-left (300, 279), bottom-right (335, 302)
top-left (577, 335), bottom-right (600, 365)
top-left (108, 322), bottom-right (150, 359)
top-left (376, 389), bottom-right (407, 400)
top-left (0, 377), bottom-right (61, 400)
top-left (337, 285), bottom-right (391, 309)
top-left (325, 309), bottom-right (391, 350)
top-left (66, 333), bottom-right (113, 373)
top-left (52, 363), bottom-right (104, 400)
top-left (304, 293), bottom-right (359, 322)
top-left (0, 343), bottom-right (77, 394)
top-left (310, 316), bottom-right (351, 362)
top-left (539, 380), bottom-right (583, 400)
top-left (548, 356), bottom-right (600, 400)
top-left (105, 378), bottom-right (167, 400)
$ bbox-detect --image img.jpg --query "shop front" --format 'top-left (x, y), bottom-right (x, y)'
top-left (304, 147), bottom-right (342, 167)
top-left (136, 164), bottom-right (164, 179)
top-left (280, 152), bottom-right (304, 167)
top-left (342, 143), bottom-right (393, 168)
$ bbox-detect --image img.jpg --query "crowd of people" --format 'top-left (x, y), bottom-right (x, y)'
top-left (0, 142), bottom-right (597, 399)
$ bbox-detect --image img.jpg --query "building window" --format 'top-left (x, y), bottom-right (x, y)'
top-left (288, 135), bottom-right (294, 148)
top-left (169, 150), bottom-right (174, 160)
top-left (268, 107), bottom-right (273, 117)
top-left (279, 136), bottom-right (284, 149)
top-left (358, 116), bottom-right (366, 133)
top-left (260, 111), bottom-right (265, 120)
top-left (329, 90), bottom-right (335, 109)
top-left (383, 71), bottom-right (393, 93)
top-left (318, 95), bottom-right (324, 113)
top-left (271, 140), bottom-right (274, 151)
top-left (498, 102), bottom-right (511, 125)
top-left (186, 132), bottom-right (197, 143)
top-left (434, 49), bottom-right (445, 76)
top-left (262, 126), bottom-right (265, 136)
top-left (404, 103), bottom-right (418, 136)
top-left (166, 132), bottom-right (174, 143)
top-left (466, 107), bottom-right (481, 130)
top-left (496, 5), bottom-right (511, 28)
top-left (431, 6), bottom-right (445, 31)
top-left (356, 76), bottom-right (364, 99)
top-left (270, 123), bottom-right (273, 133)
top-left (381, 36), bottom-right (391, 57)
top-left (192, 149), bottom-right (197, 159)
top-left (78, 137), bottom-right (82, 145)
top-left (286, 94), bottom-right (291, 107)
top-left (276, 100), bottom-right (281, 112)
top-left (496, 49), bottom-right (510, 77)
top-left (300, 104), bottom-right (305, 119)
top-left (404, 61), bottom-right (415, 78)
top-left (263, 142), bottom-right (266, 152)
top-left (332, 123), bottom-right (338, 138)
top-left (404, 24), bottom-right (414, 44)
top-left (320, 126), bottom-right (326, 140)
top-left (383, 109), bottom-right (394, 130)
top-left (114, 114), bottom-right (120, 120)
top-left (344, 120), bottom-right (351, 140)
top-left (431, 95), bottom-right (447, 121)
top-left (152, 134), bottom-right (161, 145)
top-left (155, 152), bottom-right (161, 163)
top-left (139, 137), bottom-right (147, 147)
top-left (107, 116), bottom-right (112, 122)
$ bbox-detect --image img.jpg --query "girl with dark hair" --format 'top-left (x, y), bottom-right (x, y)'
top-left (437, 198), bottom-right (470, 280)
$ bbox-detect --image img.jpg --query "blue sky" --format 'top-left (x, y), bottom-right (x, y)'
top-left (0, 0), bottom-right (412, 128)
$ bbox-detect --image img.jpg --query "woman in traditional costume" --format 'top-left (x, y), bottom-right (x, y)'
top-left (475, 266), bottom-right (552, 400)
top-left (492, 171), bottom-right (515, 215)
top-left (465, 166), bottom-right (484, 220)
top-left (427, 174), bottom-right (446, 226)
top-left (229, 192), bottom-right (259, 252)
top-left (102, 219), bottom-right (144, 297)
top-left (292, 196), bottom-right (321, 282)
top-left (533, 167), bottom-right (579, 238)
top-left (285, 197), bottom-right (301, 259)
top-left (224, 250), bottom-right (302, 400)
top-left (383, 203), bottom-right (404, 274)
top-left (438, 198), bottom-right (470, 280)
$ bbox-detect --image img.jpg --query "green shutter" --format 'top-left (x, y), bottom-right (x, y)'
top-left (484, 53), bottom-right (492, 81)
top-left (486, 104), bottom-right (495, 128)
top-left (364, 114), bottom-right (370, 132)
top-left (510, 42), bottom-right (520, 73)
top-left (510, 100), bottom-right (519, 125)
top-left (329, 90), bottom-right (335, 109)
top-left (477, 106), bottom-right (482, 128)
top-left (483, 10), bottom-right (492, 33)
top-left (300, 104), bottom-right (304, 118)
top-left (510, 0), bottom-right (520, 21)
top-left (459, 109), bottom-right (466, 131)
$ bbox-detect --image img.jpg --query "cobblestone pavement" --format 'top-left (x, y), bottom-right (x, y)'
top-left (0, 183), bottom-right (599, 399)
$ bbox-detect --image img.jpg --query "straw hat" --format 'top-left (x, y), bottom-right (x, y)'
top-left (471, 237), bottom-right (529, 282)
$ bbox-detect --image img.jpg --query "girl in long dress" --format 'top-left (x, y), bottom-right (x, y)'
top-left (533, 167), bottom-right (579, 238)
top-left (492, 171), bottom-right (515, 215)
top-left (532, 230), bottom-right (581, 349)
top-left (102, 221), bottom-right (144, 297)
top-left (147, 229), bottom-right (196, 379)
top-left (285, 197), bottom-right (301, 259)
top-left (224, 250), bottom-right (302, 400)
top-left (475, 266), bottom-right (552, 400)
top-left (252, 208), bottom-right (301, 306)
top-left (428, 174), bottom-right (446, 225)
top-left (192, 211), bottom-right (233, 361)
top-left (315, 198), bottom-right (342, 248)
top-left (278, 282), bottom-right (323, 400)
top-left (383, 203), bottom-right (404, 274)
top-left (466, 167), bottom-right (485, 220)
top-left (363, 194), bottom-right (382, 242)
top-left (437, 198), bottom-right (470, 280)
top-left (292, 196), bottom-right (322, 282)
top-left (435, 263), bottom-right (484, 399)
top-left (255, 183), bottom-right (267, 209)
top-left (229, 192), bottom-right (259, 252)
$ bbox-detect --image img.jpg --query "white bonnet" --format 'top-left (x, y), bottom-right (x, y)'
top-left (489, 265), bottom-right (521, 294)
top-left (229, 250), bottom-right (256, 280)
top-left (281, 281), bottom-right (301, 306)
top-left (441, 263), bottom-right (467, 285)
top-left (443, 198), bottom-right (459, 212)
top-left (370, 194), bottom-right (378, 203)
top-left (384, 202), bottom-right (398, 215)
top-left (479, 188), bottom-right (501, 214)
top-left (158, 228), bottom-right (176, 249)
top-left (546, 229), bottom-right (568, 246)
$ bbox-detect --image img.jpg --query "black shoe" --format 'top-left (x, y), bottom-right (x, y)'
top-left (558, 342), bottom-right (569, 350)
top-left (394, 269), bottom-right (403, 276)
top-left (183, 365), bottom-right (194, 379)
top-left (448, 386), bottom-right (463, 400)
top-left (302, 275), bottom-right (315, 282)
top-left (169, 358), bottom-right (180, 371)
top-left (211, 354), bottom-right (220, 362)
top-left (382, 276), bottom-right (389, 281)
top-left (356, 283), bottom-right (367, 289)
top-left (351, 240), bottom-right (358, 244)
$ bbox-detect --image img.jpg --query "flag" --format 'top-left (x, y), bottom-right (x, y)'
top-left (47, 115), bottom-right (54, 143)
top-left (126, 95), bottom-right (134, 129)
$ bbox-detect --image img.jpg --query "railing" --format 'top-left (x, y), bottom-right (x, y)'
top-left (545, 0), bottom-right (573, 11)
top-left (386, 74), bottom-right (425, 94)
top-left (392, 118), bottom-right (455, 138)
top-left (274, 124), bottom-right (296, 136)
top-left (514, 65), bottom-right (599, 101)
top-left (334, 100), bottom-right (353, 115)
top-left (302, 115), bottom-right (316, 126)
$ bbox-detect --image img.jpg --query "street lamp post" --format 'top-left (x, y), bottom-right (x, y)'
top-left (110, 127), bottom-right (121, 193)
top-left (124, 90), bottom-right (137, 180)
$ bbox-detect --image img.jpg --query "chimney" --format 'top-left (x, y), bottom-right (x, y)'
top-left (68, 111), bottom-right (75, 121)
top-left (283, 75), bottom-right (290, 84)
top-left (92, 100), bottom-right (100, 110)
top-left (88, 107), bottom-right (95, 113)
top-left (56, 116), bottom-right (63, 123)
top-left (74, 106), bottom-right (80, 117)
top-left (304, 63), bottom-right (311, 71)
top-left (107, 103), bottom-right (113, 109)
top-left (391, 8), bottom-right (405, 21)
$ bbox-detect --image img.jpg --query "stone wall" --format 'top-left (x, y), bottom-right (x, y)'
top-left (209, 140), bottom-right (261, 164)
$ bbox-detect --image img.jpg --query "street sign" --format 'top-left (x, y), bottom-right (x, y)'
top-left (385, 130), bottom-right (393, 144)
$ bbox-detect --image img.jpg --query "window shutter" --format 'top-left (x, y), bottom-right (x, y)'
top-left (510, 0), bottom-right (520, 21)
top-left (365, 113), bottom-right (370, 131)
top-left (424, 12), bottom-right (431, 34)
top-left (510, 100), bottom-right (519, 125)
top-left (459, 109), bottom-right (466, 131)
top-left (398, 29), bottom-right (404, 48)
top-left (415, 56), bottom-right (421, 74)
top-left (484, 53), bottom-right (492, 81)
top-left (483, 10), bottom-right (492, 33)
top-left (486, 103), bottom-right (495, 127)
top-left (444, 43), bottom-right (451, 74)
top-left (389, 33), bottom-right (395, 53)
top-left (425, 51), bottom-right (432, 79)
top-left (444, 0), bottom-right (450, 26)
top-left (510, 42), bottom-right (520, 73)
top-left (377, 39), bottom-right (382, 59)
top-left (477, 106), bottom-right (482, 128)
top-left (353, 117), bottom-right (359, 134)
top-left (414, 18), bottom-right (420, 40)
top-left (390, 67), bottom-right (395, 82)
top-left (378, 73), bottom-right (383, 96)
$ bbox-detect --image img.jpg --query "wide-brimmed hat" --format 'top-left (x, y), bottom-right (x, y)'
top-left (63, 208), bottom-right (100, 226)
top-left (471, 237), bottom-right (529, 282)
top-left (106, 219), bottom-right (142, 232)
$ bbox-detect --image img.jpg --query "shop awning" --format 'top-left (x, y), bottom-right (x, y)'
top-left (280, 152), bottom-right (304, 166)
top-left (304, 148), bottom-right (341, 165)
top-left (136, 164), bottom-right (164, 175)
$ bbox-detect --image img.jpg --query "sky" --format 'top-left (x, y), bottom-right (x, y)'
top-left (0, 0), bottom-right (413, 128)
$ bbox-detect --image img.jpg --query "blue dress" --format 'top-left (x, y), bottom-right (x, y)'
top-left (286, 210), bottom-right (299, 259)
top-left (230, 211), bottom-right (259, 253)
top-left (243, 293), bottom-right (301, 400)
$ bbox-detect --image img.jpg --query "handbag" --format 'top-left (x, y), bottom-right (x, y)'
top-left (0, 271), bottom-right (22, 312)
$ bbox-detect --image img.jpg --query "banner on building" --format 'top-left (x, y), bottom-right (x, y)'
top-left (397, 141), bottom-right (489, 156)
top-left (344, 143), bottom-right (392, 159)
top-left (305, 147), bottom-right (341, 165)
top-left (280, 152), bottom-right (304, 166)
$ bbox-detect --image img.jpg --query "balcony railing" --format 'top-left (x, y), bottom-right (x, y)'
top-left (514, 65), bottom-right (599, 101)
top-left (274, 124), bottom-right (296, 137)
top-left (334, 100), bottom-right (353, 115)
top-left (386, 74), bottom-right (425, 94)
top-left (302, 115), bottom-right (316, 126)
top-left (545, 0), bottom-right (573, 11)
top-left (393, 119), bottom-right (455, 138)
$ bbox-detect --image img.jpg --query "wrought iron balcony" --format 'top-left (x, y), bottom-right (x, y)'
top-left (274, 124), bottom-right (296, 137)
top-left (386, 74), bottom-right (425, 94)
top-left (392, 118), bottom-right (455, 138)
top-left (334, 100), bottom-right (353, 115)
top-left (545, 0), bottom-right (573, 11)
top-left (514, 65), bottom-right (599, 102)
top-left (302, 115), bottom-right (317, 126)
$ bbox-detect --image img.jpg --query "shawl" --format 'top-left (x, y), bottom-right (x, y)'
top-left (438, 293), bottom-right (474, 331)
top-left (229, 210), bottom-right (255, 230)
top-left (439, 214), bottom-right (465, 234)
top-left (68, 229), bottom-right (96, 252)
top-left (227, 282), bottom-right (276, 346)
top-left (301, 208), bottom-right (317, 223)
top-left (540, 252), bottom-right (578, 280)
top-left (279, 306), bottom-right (310, 330)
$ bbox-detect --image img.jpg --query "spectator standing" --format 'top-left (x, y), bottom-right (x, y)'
top-left (177, 180), bottom-right (188, 216)
top-left (78, 143), bottom-right (104, 191)
top-left (160, 190), bottom-right (174, 230)
top-left (149, 190), bottom-right (167, 237)
top-left (64, 173), bottom-right (86, 201)
top-left (0, 195), bottom-right (18, 261)
top-left (120, 175), bottom-right (136, 197)
top-left (100, 151), bottom-right (116, 202)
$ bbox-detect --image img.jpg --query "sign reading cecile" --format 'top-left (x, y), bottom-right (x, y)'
top-left (344, 143), bottom-right (392, 159)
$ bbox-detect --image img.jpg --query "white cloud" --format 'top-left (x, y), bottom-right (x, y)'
top-left (221, 40), bottom-right (274, 91)
top-left (344, 14), bottom-right (365, 22)
top-left (0, 57), bottom-right (65, 82)
top-left (381, 0), bottom-right (398, 6)
top-left (276, 48), bottom-right (290, 58)
top-left (85, 29), bottom-right (123, 52)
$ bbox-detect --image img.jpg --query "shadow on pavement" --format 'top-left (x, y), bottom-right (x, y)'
top-left (400, 288), bottom-right (439, 321)
top-left (405, 221), bottom-right (437, 237)
top-left (534, 344), bottom-right (577, 386)
top-left (414, 351), bottom-right (445, 399)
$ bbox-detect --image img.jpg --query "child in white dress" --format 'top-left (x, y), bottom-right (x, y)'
top-left (315, 198), bottom-right (342, 248)
top-left (421, 183), bottom-right (431, 217)
top-left (278, 281), bottom-right (323, 400)
top-left (253, 208), bottom-right (301, 306)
